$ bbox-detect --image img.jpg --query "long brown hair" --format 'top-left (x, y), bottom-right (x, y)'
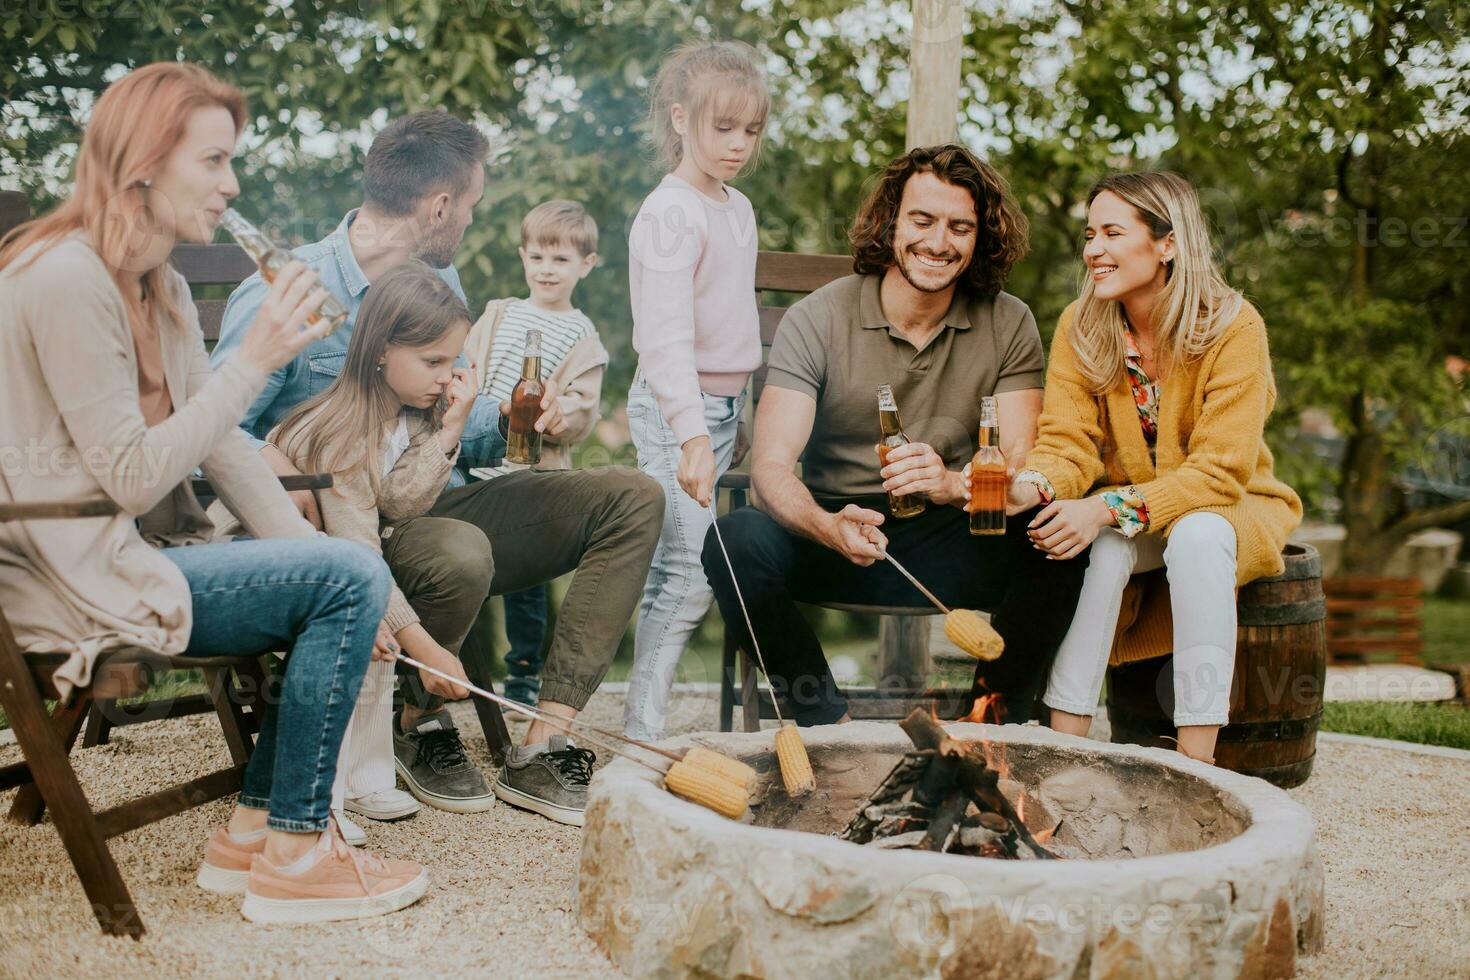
top-left (0, 62), bottom-right (245, 336)
top-left (1069, 171), bottom-right (1242, 393)
top-left (849, 144), bottom-right (1029, 298)
top-left (272, 261), bottom-right (471, 495)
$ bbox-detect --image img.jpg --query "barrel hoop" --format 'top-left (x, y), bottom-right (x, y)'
top-left (1218, 712), bottom-right (1321, 743)
top-left (1224, 755), bottom-right (1315, 788)
top-left (1237, 597), bottom-right (1327, 627)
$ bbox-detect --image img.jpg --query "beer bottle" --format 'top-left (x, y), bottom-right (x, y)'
top-left (505, 329), bottom-right (545, 465)
top-left (876, 383), bottom-right (925, 519)
top-left (218, 209), bottom-right (348, 334)
top-left (969, 396), bottom-right (1006, 535)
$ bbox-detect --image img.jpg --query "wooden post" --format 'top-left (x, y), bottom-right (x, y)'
top-left (906, 0), bottom-right (964, 149)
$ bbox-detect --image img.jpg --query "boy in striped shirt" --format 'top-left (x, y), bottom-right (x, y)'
top-left (464, 200), bottom-right (609, 705)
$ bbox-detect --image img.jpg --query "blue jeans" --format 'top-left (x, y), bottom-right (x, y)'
top-left (161, 538), bottom-right (391, 833)
top-left (503, 583), bottom-right (549, 703)
top-left (623, 377), bottom-right (744, 740)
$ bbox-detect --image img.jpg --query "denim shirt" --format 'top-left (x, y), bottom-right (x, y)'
top-left (210, 210), bottom-right (504, 486)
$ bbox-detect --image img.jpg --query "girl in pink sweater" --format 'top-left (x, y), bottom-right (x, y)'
top-left (624, 41), bottom-right (768, 739)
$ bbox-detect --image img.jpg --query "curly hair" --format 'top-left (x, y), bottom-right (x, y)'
top-left (849, 144), bottom-right (1029, 297)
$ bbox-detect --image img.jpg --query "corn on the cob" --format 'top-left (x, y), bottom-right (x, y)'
top-left (681, 747), bottom-right (757, 795)
top-left (945, 608), bottom-right (1004, 661)
top-left (774, 722), bottom-right (816, 797)
top-left (664, 759), bottom-right (749, 819)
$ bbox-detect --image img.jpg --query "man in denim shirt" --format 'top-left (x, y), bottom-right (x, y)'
top-left (213, 112), bottom-right (662, 829)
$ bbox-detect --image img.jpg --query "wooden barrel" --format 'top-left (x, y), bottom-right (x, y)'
top-left (1105, 543), bottom-right (1327, 788)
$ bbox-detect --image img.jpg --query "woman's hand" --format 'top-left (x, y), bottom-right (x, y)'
top-left (678, 435), bottom-right (717, 506)
top-left (1007, 476), bottom-right (1043, 515)
top-left (1027, 496), bottom-right (1113, 560)
top-left (238, 261), bottom-right (334, 375)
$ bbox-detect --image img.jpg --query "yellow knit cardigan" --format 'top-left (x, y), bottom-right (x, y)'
top-left (1025, 299), bottom-right (1303, 664)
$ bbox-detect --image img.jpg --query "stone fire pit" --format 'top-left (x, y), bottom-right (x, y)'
top-left (578, 722), bottom-right (1324, 980)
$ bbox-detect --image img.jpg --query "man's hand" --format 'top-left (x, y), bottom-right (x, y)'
top-left (731, 418), bottom-right (751, 468)
top-left (1027, 496), bottom-right (1112, 560)
top-left (259, 442), bottom-right (323, 530)
top-left (499, 379), bottom-right (567, 440)
top-left (823, 504), bottom-right (888, 566)
top-left (371, 621), bottom-right (400, 663)
top-left (878, 442), bottom-right (963, 506)
top-left (678, 435), bottom-right (717, 507)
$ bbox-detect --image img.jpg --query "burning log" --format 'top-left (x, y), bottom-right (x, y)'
top-left (844, 708), bottom-right (1059, 860)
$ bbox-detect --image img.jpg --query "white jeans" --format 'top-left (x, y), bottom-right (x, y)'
top-left (623, 378), bottom-right (744, 741)
top-left (330, 658), bottom-right (397, 808)
top-left (1043, 511), bottom-right (1239, 727)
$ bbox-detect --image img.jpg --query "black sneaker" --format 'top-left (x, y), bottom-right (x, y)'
top-left (393, 708), bottom-right (495, 814)
top-left (494, 735), bottom-right (595, 827)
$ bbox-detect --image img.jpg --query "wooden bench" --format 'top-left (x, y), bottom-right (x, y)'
top-left (716, 252), bottom-right (977, 732)
top-left (1323, 575), bottom-right (1424, 665)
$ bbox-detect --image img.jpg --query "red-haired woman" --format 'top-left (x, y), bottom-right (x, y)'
top-left (0, 62), bottom-right (426, 923)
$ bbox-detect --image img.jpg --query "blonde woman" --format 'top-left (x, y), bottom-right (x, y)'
top-left (1003, 171), bottom-right (1301, 764)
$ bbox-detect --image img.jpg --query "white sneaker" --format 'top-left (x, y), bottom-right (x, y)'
top-left (344, 788), bottom-right (422, 822)
top-left (332, 808), bottom-right (368, 846)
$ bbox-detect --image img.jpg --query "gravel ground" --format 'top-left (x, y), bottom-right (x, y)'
top-left (1, 690), bottom-right (1467, 979)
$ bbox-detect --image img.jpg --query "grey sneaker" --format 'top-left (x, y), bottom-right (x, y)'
top-left (393, 709), bottom-right (495, 814)
top-left (494, 735), bottom-right (595, 827)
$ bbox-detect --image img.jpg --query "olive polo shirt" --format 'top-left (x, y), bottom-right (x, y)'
top-left (765, 273), bottom-right (1044, 499)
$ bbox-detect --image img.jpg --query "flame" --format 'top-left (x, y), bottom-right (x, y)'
top-left (1016, 795), bottom-right (1026, 824)
top-left (1034, 824), bottom-right (1058, 845)
top-left (957, 693), bottom-right (1004, 726)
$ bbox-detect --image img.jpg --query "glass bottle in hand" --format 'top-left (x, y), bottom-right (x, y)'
top-left (877, 383), bottom-right (925, 519)
top-left (218, 209), bottom-right (348, 334)
top-left (505, 328), bottom-right (545, 465)
top-left (969, 395), bottom-right (1006, 535)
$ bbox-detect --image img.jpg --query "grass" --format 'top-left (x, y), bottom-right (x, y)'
top-left (1320, 701), bottom-right (1470, 751)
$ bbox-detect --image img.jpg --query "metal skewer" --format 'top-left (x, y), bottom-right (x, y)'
top-left (707, 502), bottom-right (788, 726)
top-left (877, 548), bottom-right (952, 614)
top-left (393, 652), bottom-right (675, 775)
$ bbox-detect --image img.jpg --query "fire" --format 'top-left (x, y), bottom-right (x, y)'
top-left (1034, 824), bottom-right (1058, 845)
top-left (1017, 795), bottom-right (1026, 823)
top-left (957, 693), bottom-right (1003, 726)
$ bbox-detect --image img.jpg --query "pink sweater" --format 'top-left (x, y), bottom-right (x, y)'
top-left (629, 174), bottom-right (762, 445)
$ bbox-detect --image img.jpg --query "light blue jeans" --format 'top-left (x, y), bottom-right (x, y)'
top-left (624, 377), bottom-right (744, 740)
top-left (161, 537), bottom-right (391, 832)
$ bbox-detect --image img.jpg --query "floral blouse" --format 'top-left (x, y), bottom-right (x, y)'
top-left (1016, 326), bottom-right (1156, 538)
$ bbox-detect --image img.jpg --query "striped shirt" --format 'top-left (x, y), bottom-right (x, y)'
top-left (470, 299), bottom-right (598, 481)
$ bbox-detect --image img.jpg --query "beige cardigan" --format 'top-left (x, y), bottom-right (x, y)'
top-left (465, 298), bottom-right (608, 470)
top-left (0, 235), bottom-right (315, 698)
top-left (239, 411), bottom-right (457, 634)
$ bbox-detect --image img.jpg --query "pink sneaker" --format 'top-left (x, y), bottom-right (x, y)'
top-left (197, 827), bottom-right (266, 894)
top-left (240, 826), bottom-right (428, 924)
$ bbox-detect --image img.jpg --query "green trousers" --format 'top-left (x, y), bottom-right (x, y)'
top-left (384, 466), bottom-right (663, 712)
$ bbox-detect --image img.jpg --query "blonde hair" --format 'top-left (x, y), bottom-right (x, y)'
top-left (1069, 171), bottom-right (1243, 394)
top-left (521, 199), bottom-right (598, 257)
top-left (647, 40), bottom-right (770, 173)
top-left (272, 261), bottom-right (471, 496)
top-left (0, 62), bottom-right (245, 337)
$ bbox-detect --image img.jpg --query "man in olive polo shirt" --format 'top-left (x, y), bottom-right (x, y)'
top-left (703, 144), bottom-right (1089, 727)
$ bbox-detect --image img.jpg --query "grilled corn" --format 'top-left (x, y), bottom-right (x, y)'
top-left (664, 759), bottom-right (749, 819)
top-left (945, 608), bottom-right (1004, 661)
